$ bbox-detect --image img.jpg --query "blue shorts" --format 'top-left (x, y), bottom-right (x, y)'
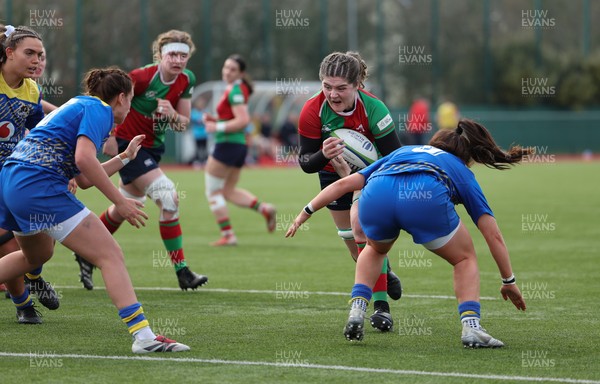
top-left (117, 138), bottom-right (162, 185)
top-left (211, 142), bottom-right (247, 168)
top-left (358, 172), bottom-right (459, 244)
top-left (0, 163), bottom-right (86, 235)
top-left (318, 171), bottom-right (353, 211)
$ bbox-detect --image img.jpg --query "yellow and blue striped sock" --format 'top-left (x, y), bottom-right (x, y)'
top-left (119, 302), bottom-right (152, 338)
top-left (12, 289), bottom-right (33, 309)
top-left (25, 266), bottom-right (43, 280)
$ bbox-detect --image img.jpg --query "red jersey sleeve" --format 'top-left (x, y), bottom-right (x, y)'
top-left (298, 94), bottom-right (324, 140)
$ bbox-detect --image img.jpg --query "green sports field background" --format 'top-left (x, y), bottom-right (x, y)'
top-left (1, 162), bottom-right (598, 383)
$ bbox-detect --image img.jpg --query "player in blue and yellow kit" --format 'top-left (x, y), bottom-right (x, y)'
top-left (0, 67), bottom-right (190, 353)
top-left (0, 24), bottom-right (59, 322)
top-left (287, 119), bottom-right (528, 348)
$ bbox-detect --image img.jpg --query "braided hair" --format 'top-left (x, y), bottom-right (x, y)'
top-left (0, 25), bottom-right (42, 65)
top-left (319, 51), bottom-right (368, 89)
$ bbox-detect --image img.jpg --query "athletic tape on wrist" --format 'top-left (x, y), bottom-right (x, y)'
top-left (501, 274), bottom-right (516, 285)
top-left (304, 202), bottom-right (315, 215)
top-left (118, 154), bottom-right (130, 166)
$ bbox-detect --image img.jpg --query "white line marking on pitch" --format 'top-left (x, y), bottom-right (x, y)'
top-left (0, 352), bottom-right (597, 383)
top-left (54, 286), bottom-right (498, 300)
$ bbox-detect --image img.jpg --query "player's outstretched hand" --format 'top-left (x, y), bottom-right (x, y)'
top-left (116, 198), bottom-right (148, 229)
top-left (124, 134), bottom-right (146, 161)
top-left (331, 155), bottom-right (351, 178)
top-left (285, 211), bottom-right (311, 238)
top-left (501, 283), bottom-right (526, 311)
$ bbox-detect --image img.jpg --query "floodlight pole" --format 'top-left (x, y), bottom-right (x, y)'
top-left (76, 0), bottom-right (83, 93)
top-left (582, 0), bottom-right (590, 57)
top-left (483, 0), bottom-right (492, 104)
top-left (4, 0), bottom-right (12, 23)
top-left (430, 0), bottom-right (440, 107)
top-left (534, 0), bottom-right (542, 68)
top-left (347, 0), bottom-right (358, 51)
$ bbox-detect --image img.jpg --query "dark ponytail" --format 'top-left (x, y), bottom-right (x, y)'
top-left (429, 119), bottom-right (533, 170)
top-left (228, 54), bottom-right (253, 95)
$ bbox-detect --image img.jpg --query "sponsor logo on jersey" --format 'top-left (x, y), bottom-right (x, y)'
top-left (321, 124), bottom-right (332, 135)
top-left (232, 94), bottom-right (245, 104)
top-left (377, 114), bottom-right (393, 130)
top-left (0, 121), bottom-right (15, 141)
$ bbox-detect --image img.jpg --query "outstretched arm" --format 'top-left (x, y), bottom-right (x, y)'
top-left (477, 214), bottom-right (526, 311)
top-left (74, 136), bottom-right (148, 229)
top-left (75, 135), bottom-right (144, 189)
top-left (286, 172), bottom-right (365, 237)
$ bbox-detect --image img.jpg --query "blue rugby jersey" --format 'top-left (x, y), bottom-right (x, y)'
top-left (358, 145), bottom-right (494, 225)
top-left (6, 96), bottom-right (113, 180)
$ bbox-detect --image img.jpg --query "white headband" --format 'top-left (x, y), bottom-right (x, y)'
top-left (4, 25), bottom-right (15, 38)
top-left (161, 42), bottom-right (190, 56)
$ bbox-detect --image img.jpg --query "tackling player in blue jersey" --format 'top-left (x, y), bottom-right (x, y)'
top-left (0, 67), bottom-right (190, 353)
top-left (287, 119), bottom-right (529, 348)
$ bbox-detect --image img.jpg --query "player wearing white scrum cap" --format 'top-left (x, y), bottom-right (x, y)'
top-left (73, 30), bottom-right (208, 292)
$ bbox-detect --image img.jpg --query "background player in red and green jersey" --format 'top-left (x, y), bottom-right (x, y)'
top-left (298, 51), bottom-right (403, 332)
top-left (73, 30), bottom-right (207, 291)
top-left (203, 54), bottom-right (276, 246)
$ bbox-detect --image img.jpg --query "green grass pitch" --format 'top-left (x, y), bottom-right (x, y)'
top-left (1, 161), bottom-right (599, 383)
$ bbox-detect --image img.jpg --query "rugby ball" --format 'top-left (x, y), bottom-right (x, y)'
top-left (329, 128), bottom-right (378, 172)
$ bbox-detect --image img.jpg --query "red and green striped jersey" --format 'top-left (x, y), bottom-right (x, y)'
top-left (115, 64), bottom-right (195, 150)
top-left (214, 80), bottom-right (250, 145)
top-left (298, 89), bottom-right (395, 172)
